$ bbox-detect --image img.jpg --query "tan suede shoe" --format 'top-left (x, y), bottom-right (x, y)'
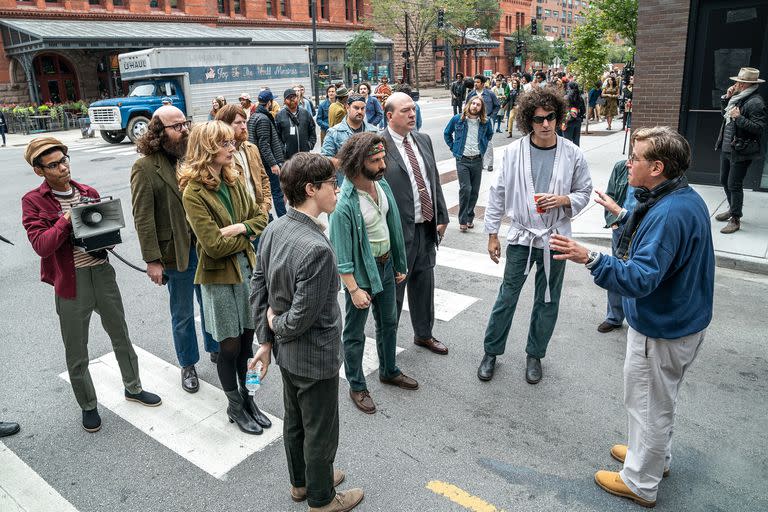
top-left (594, 470), bottom-right (656, 508)
top-left (308, 488), bottom-right (364, 512)
top-left (610, 444), bottom-right (670, 477)
top-left (291, 469), bottom-right (346, 502)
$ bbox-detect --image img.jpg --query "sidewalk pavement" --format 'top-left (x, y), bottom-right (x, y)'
top-left (3, 127), bottom-right (99, 148)
top-left (433, 116), bottom-right (768, 276)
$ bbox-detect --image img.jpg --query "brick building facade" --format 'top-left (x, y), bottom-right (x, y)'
top-left (0, 0), bottom-right (401, 106)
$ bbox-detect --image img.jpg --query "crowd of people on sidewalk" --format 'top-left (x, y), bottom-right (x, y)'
top-left (8, 67), bottom-right (767, 511)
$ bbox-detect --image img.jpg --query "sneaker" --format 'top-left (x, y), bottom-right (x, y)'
top-left (124, 389), bottom-right (162, 407)
top-left (82, 408), bottom-right (102, 433)
top-left (594, 470), bottom-right (656, 508)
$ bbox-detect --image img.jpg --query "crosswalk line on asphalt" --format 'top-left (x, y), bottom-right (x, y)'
top-left (0, 442), bottom-right (80, 512)
top-left (58, 346), bottom-right (283, 480)
top-left (402, 288), bottom-right (479, 322)
top-left (437, 246), bottom-right (506, 279)
top-left (339, 338), bottom-right (405, 381)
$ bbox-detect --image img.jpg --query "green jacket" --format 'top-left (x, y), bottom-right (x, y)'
top-left (182, 178), bottom-right (268, 285)
top-left (130, 152), bottom-right (192, 271)
top-left (604, 160), bottom-right (629, 228)
top-left (329, 178), bottom-right (407, 296)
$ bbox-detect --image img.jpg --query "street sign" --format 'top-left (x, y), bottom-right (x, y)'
top-left (514, 56), bottom-right (522, 66)
top-left (553, 56), bottom-right (562, 68)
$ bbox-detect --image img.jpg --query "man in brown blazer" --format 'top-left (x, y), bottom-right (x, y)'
top-left (215, 104), bottom-right (272, 223)
top-left (130, 105), bottom-right (218, 393)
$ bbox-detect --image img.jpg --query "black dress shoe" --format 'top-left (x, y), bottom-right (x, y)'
top-left (597, 321), bottom-right (621, 333)
top-left (525, 355), bottom-right (542, 384)
top-left (181, 365), bottom-right (199, 393)
top-left (0, 421), bottom-right (21, 437)
top-left (82, 408), bottom-right (102, 433)
top-left (477, 354), bottom-right (496, 381)
top-left (125, 389), bottom-right (162, 407)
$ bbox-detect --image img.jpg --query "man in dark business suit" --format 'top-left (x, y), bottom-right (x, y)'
top-left (250, 152), bottom-right (364, 512)
top-left (381, 92), bottom-right (450, 355)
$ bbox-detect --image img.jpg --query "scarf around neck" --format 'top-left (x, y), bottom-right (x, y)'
top-left (724, 85), bottom-right (759, 124)
top-left (615, 176), bottom-right (688, 260)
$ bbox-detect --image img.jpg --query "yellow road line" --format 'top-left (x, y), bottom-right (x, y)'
top-left (426, 480), bottom-right (505, 512)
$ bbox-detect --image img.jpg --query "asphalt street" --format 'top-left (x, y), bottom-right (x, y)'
top-left (0, 107), bottom-right (766, 512)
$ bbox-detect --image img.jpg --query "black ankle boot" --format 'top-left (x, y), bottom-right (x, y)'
top-left (238, 386), bottom-right (272, 428)
top-left (224, 390), bottom-right (263, 435)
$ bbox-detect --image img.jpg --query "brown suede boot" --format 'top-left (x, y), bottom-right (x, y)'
top-left (720, 217), bottom-right (740, 234)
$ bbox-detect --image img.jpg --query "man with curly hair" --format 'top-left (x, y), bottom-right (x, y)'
top-left (130, 105), bottom-right (219, 393)
top-left (477, 88), bottom-right (592, 385)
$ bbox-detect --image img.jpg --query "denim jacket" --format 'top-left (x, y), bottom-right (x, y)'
top-left (444, 114), bottom-right (494, 159)
top-left (316, 99), bottom-right (331, 131)
top-left (365, 96), bottom-right (384, 127)
top-left (320, 117), bottom-right (378, 157)
top-left (328, 178), bottom-right (407, 296)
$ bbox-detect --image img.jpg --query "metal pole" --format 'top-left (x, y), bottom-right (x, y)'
top-left (311, 0), bottom-right (319, 106)
top-left (404, 13), bottom-right (411, 84)
top-left (444, 41), bottom-right (451, 90)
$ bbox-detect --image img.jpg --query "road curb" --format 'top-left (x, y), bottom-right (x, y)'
top-left (572, 234), bottom-right (768, 276)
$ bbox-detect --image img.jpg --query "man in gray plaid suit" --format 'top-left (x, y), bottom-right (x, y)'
top-left (250, 152), bottom-right (364, 512)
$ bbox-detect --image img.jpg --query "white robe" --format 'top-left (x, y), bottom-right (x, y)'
top-left (484, 134), bottom-right (593, 300)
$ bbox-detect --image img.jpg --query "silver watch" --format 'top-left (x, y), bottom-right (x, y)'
top-left (585, 250), bottom-right (599, 266)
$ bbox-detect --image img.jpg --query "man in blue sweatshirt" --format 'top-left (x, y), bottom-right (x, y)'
top-left (550, 126), bottom-right (714, 508)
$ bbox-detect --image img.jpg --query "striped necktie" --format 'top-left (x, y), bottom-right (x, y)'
top-left (402, 135), bottom-right (434, 222)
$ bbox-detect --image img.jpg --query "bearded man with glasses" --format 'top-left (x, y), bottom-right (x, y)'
top-left (477, 87), bottom-right (592, 385)
top-left (130, 105), bottom-right (219, 394)
top-left (22, 137), bottom-right (162, 433)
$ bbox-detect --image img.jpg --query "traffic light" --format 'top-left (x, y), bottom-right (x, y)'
top-left (437, 8), bottom-right (445, 28)
top-left (516, 40), bottom-right (524, 55)
top-left (531, 19), bottom-right (538, 35)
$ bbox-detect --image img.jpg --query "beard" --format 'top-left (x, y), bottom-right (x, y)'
top-left (362, 166), bottom-right (385, 181)
top-left (235, 128), bottom-right (249, 146)
top-left (161, 131), bottom-right (189, 159)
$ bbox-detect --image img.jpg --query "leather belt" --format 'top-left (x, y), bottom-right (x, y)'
top-left (375, 251), bottom-right (390, 264)
top-left (461, 154), bottom-right (482, 160)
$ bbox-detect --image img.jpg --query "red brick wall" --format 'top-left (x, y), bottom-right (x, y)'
top-left (632, 0), bottom-right (690, 131)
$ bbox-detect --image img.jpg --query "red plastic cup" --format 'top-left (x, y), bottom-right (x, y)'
top-left (534, 193), bottom-right (545, 214)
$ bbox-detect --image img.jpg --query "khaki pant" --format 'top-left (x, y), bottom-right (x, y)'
top-left (55, 263), bottom-right (142, 410)
top-left (620, 326), bottom-right (705, 502)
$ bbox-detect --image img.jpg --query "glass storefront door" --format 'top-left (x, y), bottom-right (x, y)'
top-left (681, 1), bottom-right (768, 189)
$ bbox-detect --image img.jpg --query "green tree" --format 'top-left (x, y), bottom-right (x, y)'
top-left (443, 0), bottom-right (502, 73)
top-left (369, 0), bottom-right (441, 89)
top-left (592, 0), bottom-right (638, 50)
top-left (346, 31), bottom-right (375, 86)
top-left (568, 10), bottom-right (608, 132)
top-left (552, 38), bottom-right (570, 65)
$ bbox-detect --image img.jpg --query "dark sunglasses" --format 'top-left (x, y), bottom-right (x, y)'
top-left (532, 112), bottom-right (557, 124)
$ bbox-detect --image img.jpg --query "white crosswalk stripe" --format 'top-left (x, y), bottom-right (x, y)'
top-left (58, 346), bottom-right (283, 480)
top-left (339, 338), bottom-right (405, 380)
top-left (0, 442), bottom-right (80, 512)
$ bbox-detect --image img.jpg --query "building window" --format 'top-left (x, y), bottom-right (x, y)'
top-left (218, 0), bottom-right (229, 14)
top-left (321, 0), bottom-right (329, 20)
top-left (345, 0), bottom-right (353, 21)
top-left (88, 0), bottom-right (102, 5)
top-left (553, 10), bottom-right (558, 17)
top-left (150, 0), bottom-right (159, 7)
top-left (544, 9), bottom-right (550, 17)
top-left (113, 0), bottom-right (124, 5)
top-left (536, 6), bottom-right (542, 18)
top-left (234, 0), bottom-right (241, 13)
top-left (266, 0), bottom-right (272, 16)
top-left (356, 0), bottom-right (364, 22)
top-left (280, 0), bottom-right (288, 16)
top-left (170, 0), bottom-right (180, 9)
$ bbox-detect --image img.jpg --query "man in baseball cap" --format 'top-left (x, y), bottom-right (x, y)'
top-left (21, 136), bottom-right (162, 433)
top-left (715, 67), bottom-right (766, 234)
top-left (239, 92), bottom-right (256, 119)
top-left (275, 88), bottom-right (317, 161)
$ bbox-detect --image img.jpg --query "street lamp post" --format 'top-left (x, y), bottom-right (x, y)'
top-left (311, 0), bottom-right (319, 106)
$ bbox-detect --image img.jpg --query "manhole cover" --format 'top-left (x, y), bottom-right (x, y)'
top-left (91, 157), bottom-right (115, 162)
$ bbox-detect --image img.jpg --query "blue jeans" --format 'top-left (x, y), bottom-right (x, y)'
top-left (457, 156), bottom-right (482, 225)
top-left (165, 246), bottom-right (219, 367)
top-left (266, 167), bottom-right (287, 217)
top-left (605, 225), bottom-right (626, 325)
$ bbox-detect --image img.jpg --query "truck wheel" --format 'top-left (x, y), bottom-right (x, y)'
top-left (126, 116), bottom-right (151, 143)
top-left (100, 130), bottom-right (126, 144)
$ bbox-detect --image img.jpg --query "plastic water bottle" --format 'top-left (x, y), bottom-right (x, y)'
top-left (245, 358), bottom-right (261, 395)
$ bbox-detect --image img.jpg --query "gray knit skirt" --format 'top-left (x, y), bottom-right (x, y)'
top-left (201, 252), bottom-right (254, 342)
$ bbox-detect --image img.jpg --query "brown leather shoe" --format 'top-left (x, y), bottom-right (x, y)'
top-left (594, 470), bottom-right (656, 508)
top-left (597, 321), bottom-right (621, 333)
top-left (414, 337), bottom-right (448, 355)
top-left (349, 389), bottom-right (376, 414)
top-left (714, 210), bottom-right (731, 222)
top-left (720, 217), bottom-right (740, 234)
top-left (309, 489), bottom-right (364, 512)
top-left (291, 469), bottom-right (346, 502)
top-left (379, 372), bottom-right (419, 390)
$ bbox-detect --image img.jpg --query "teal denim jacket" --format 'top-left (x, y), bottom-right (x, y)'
top-left (329, 178), bottom-right (407, 295)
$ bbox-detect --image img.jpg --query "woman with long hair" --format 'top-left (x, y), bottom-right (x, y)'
top-left (179, 121), bottom-right (270, 435)
top-left (602, 76), bottom-right (619, 130)
top-left (208, 96), bottom-right (226, 120)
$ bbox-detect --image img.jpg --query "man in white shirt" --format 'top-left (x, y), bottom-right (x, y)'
top-left (380, 92), bottom-right (450, 356)
top-left (477, 87), bottom-right (592, 385)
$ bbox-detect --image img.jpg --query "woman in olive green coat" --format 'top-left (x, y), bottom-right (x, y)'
top-left (180, 121), bottom-right (270, 435)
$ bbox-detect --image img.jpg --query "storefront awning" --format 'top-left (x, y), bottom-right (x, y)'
top-left (0, 19), bottom-right (392, 56)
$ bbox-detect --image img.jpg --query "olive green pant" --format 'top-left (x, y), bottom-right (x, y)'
top-left (54, 263), bottom-right (142, 411)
